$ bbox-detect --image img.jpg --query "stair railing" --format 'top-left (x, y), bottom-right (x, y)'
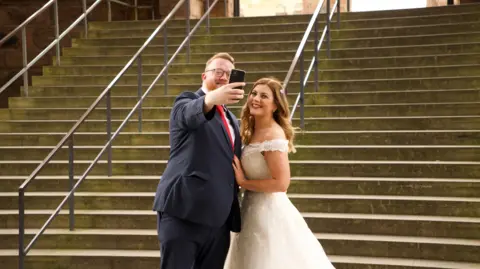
top-left (17, 0), bottom-right (223, 268)
top-left (285, 0), bottom-right (341, 128)
top-left (0, 0), bottom-right (154, 98)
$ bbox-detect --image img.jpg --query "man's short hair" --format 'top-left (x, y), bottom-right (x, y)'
top-left (205, 52), bottom-right (235, 69)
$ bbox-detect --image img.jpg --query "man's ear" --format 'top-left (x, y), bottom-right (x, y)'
top-left (201, 72), bottom-right (206, 81)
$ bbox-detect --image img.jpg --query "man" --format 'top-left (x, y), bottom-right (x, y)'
top-left (153, 52), bottom-right (245, 269)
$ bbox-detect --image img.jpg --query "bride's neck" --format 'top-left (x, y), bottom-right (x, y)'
top-left (254, 115), bottom-right (275, 131)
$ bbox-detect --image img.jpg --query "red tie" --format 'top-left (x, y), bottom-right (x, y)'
top-left (216, 105), bottom-right (234, 150)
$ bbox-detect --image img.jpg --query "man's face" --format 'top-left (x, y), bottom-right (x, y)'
top-left (202, 58), bottom-right (235, 91)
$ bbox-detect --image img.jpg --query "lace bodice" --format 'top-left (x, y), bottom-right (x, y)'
top-left (241, 139), bottom-right (289, 181)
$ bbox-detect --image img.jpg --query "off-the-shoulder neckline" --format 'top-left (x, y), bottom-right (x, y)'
top-left (247, 139), bottom-right (288, 146)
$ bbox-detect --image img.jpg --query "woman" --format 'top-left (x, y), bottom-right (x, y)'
top-left (224, 78), bottom-right (335, 269)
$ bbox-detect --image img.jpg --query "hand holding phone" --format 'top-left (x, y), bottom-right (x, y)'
top-left (228, 69), bottom-right (246, 89)
top-left (204, 82), bottom-right (245, 108)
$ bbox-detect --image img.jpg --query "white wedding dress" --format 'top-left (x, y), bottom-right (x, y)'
top-left (224, 139), bottom-right (336, 269)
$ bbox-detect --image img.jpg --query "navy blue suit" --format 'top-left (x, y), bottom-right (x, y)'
top-left (153, 89), bottom-right (241, 269)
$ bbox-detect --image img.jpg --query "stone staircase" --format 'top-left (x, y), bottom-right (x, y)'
top-left (1, 3), bottom-right (480, 269)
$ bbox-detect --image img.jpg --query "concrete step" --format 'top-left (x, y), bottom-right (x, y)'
top-left (0, 159), bottom-right (479, 178)
top-left (88, 21), bottom-right (334, 38)
top-left (319, 53), bottom-right (480, 68)
top-left (0, 230), bottom-right (479, 263)
top-left (337, 9), bottom-right (480, 28)
top-left (1, 192), bottom-right (478, 218)
top-left (86, 20), bottom-right (480, 39)
top-left (0, 130), bottom-right (477, 147)
top-left (87, 4), bottom-right (480, 30)
top-left (288, 177), bottom-right (480, 198)
top-left (2, 116), bottom-right (480, 132)
top-left (1, 176), bottom-right (478, 197)
top-left (43, 53), bottom-right (480, 76)
top-left (2, 145), bottom-right (480, 162)
top-left (71, 31), bottom-right (480, 49)
top-left (72, 31), bottom-right (319, 47)
top-left (10, 89), bottom-right (480, 108)
top-left (1, 210), bottom-right (479, 239)
top-left (36, 64), bottom-right (480, 81)
top-left (44, 54), bottom-right (480, 75)
top-left (1, 249), bottom-right (478, 269)
top-left (2, 102), bottom-right (480, 121)
top-left (26, 76), bottom-right (480, 93)
top-left (45, 61), bottom-right (306, 75)
top-left (65, 40), bottom-right (316, 56)
top-left (60, 42), bottom-right (480, 60)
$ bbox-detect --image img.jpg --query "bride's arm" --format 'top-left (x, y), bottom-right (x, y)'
top-left (232, 151), bottom-right (291, 193)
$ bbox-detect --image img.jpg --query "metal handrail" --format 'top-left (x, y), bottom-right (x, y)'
top-left (17, 0), bottom-right (223, 268)
top-left (0, 0), bottom-right (153, 98)
top-left (285, 0), bottom-right (341, 128)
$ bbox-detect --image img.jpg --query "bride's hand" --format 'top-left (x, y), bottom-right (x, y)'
top-left (232, 155), bottom-right (246, 186)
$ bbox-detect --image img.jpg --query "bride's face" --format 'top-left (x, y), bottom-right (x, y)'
top-left (247, 84), bottom-right (277, 118)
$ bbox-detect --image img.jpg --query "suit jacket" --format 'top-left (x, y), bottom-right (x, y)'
top-left (153, 89), bottom-right (242, 232)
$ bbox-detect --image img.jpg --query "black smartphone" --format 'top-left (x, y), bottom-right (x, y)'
top-left (228, 69), bottom-right (246, 89)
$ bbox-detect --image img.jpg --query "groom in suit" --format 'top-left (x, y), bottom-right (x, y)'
top-left (153, 52), bottom-right (245, 269)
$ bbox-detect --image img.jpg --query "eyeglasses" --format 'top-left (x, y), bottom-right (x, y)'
top-left (205, 68), bottom-right (231, 78)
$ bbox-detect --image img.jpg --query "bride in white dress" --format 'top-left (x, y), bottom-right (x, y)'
top-left (224, 78), bottom-right (335, 269)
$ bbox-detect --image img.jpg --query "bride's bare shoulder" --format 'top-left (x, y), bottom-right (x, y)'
top-left (264, 123), bottom-right (286, 141)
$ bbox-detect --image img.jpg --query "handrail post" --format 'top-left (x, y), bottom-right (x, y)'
top-left (347, 0), bottom-right (350, 12)
top-left (106, 91), bottom-right (112, 176)
top-left (299, 50), bottom-right (305, 129)
top-left (18, 188), bottom-right (25, 269)
top-left (151, 8), bottom-right (155, 20)
top-left (68, 138), bottom-right (75, 231)
top-left (186, 0), bottom-right (191, 62)
top-left (134, 0), bottom-right (139, 20)
top-left (337, 0), bottom-right (340, 28)
top-left (326, 0), bottom-right (331, 58)
top-left (107, 0), bottom-right (112, 21)
top-left (137, 55), bottom-right (143, 132)
top-left (206, 0), bottom-right (211, 34)
top-left (164, 25), bottom-right (168, 94)
top-left (54, 0), bottom-right (61, 66)
top-left (21, 27), bottom-right (28, 97)
top-left (314, 13), bottom-right (318, 92)
top-left (224, 0), bottom-right (227, 16)
top-left (82, 0), bottom-right (88, 38)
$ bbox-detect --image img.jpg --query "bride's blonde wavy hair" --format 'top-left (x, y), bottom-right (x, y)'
top-left (240, 77), bottom-right (296, 153)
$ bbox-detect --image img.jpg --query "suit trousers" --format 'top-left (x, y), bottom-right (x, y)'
top-left (157, 212), bottom-right (231, 269)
